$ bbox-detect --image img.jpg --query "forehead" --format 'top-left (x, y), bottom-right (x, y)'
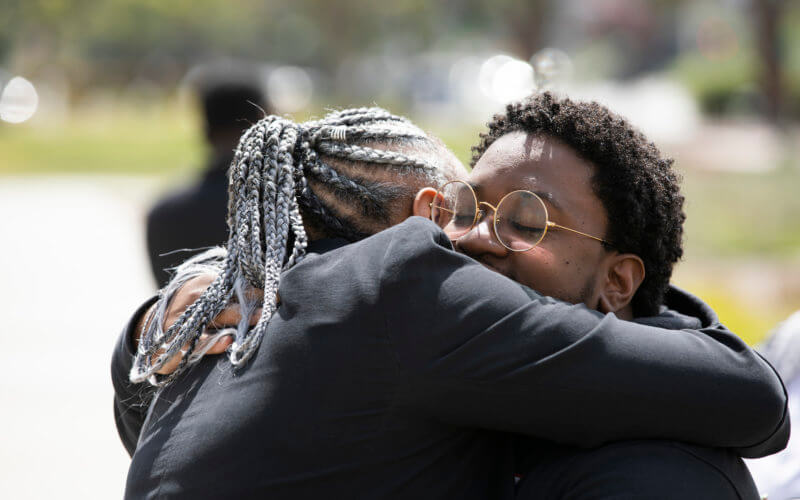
top-left (469, 131), bottom-right (598, 208)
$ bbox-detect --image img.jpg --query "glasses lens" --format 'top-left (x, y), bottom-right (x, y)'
top-left (431, 181), bottom-right (476, 238)
top-left (495, 191), bottom-right (547, 251)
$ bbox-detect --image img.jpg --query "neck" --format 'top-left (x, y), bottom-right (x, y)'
top-left (616, 304), bottom-right (635, 321)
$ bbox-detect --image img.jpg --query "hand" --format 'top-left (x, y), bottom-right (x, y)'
top-left (136, 274), bottom-right (264, 375)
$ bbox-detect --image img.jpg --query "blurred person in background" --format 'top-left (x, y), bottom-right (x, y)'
top-left (747, 310), bottom-right (800, 499)
top-left (146, 62), bottom-right (270, 287)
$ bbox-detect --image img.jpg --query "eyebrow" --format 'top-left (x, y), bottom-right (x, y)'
top-left (469, 182), bottom-right (561, 210)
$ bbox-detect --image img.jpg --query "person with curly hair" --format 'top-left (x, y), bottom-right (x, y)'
top-left (466, 91), bottom-right (683, 318)
top-left (446, 92), bottom-right (770, 498)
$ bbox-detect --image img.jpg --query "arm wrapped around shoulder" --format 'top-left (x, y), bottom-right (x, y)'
top-left (379, 217), bottom-right (790, 456)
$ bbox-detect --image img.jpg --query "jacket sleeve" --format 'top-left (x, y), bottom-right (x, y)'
top-left (381, 217), bottom-right (788, 458)
top-left (111, 296), bottom-right (158, 457)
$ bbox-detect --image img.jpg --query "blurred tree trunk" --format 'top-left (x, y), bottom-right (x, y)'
top-left (752, 0), bottom-right (784, 124)
top-left (500, 0), bottom-right (550, 59)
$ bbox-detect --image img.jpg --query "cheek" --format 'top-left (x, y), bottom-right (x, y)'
top-left (512, 248), bottom-right (563, 291)
top-left (512, 245), bottom-right (595, 302)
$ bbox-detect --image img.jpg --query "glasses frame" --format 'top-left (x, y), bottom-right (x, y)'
top-left (431, 180), bottom-right (613, 252)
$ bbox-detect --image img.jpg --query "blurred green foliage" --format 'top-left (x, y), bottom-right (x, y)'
top-left (784, 6), bottom-right (800, 117)
top-left (670, 276), bottom-right (793, 346)
top-left (0, 101), bottom-right (203, 175)
top-left (672, 49), bottom-right (758, 116)
top-left (672, 2), bottom-right (800, 118)
top-left (0, 0), bottom-right (548, 95)
top-left (680, 166), bottom-right (800, 257)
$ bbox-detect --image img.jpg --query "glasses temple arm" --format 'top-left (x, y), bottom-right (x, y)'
top-left (547, 221), bottom-right (612, 246)
top-left (429, 203), bottom-right (456, 214)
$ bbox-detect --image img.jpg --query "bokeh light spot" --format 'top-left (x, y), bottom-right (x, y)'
top-left (530, 48), bottom-right (573, 91)
top-left (0, 76), bottom-right (39, 124)
top-left (267, 66), bottom-right (313, 114)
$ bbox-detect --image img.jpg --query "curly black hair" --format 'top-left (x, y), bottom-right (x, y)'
top-left (472, 92), bottom-right (685, 316)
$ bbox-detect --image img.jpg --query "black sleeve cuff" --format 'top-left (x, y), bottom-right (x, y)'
top-left (111, 296), bottom-right (158, 456)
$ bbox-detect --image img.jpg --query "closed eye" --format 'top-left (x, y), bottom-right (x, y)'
top-left (509, 220), bottom-right (544, 234)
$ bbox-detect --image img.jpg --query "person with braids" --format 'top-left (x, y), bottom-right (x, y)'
top-left (112, 103), bottom-right (786, 499)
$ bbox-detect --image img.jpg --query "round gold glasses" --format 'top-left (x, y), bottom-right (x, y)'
top-left (430, 180), bottom-right (612, 252)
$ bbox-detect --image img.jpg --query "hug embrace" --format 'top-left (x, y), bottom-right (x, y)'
top-left (113, 93), bottom-right (788, 499)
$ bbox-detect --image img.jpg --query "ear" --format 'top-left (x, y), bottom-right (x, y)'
top-left (412, 187), bottom-right (439, 218)
top-left (597, 253), bottom-right (645, 316)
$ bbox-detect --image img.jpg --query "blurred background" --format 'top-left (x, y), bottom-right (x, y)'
top-left (1, 0), bottom-right (799, 497)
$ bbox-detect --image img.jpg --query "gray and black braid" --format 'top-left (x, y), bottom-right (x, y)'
top-left (131, 107), bottom-right (452, 386)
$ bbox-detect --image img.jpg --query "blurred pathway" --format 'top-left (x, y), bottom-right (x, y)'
top-left (0, 176), bottom-right (157, 499)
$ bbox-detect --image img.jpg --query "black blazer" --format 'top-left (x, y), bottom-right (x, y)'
top-left (146, 162), bottom-right (229, 288)
top-left (112, 217), bottom-right (788, 499)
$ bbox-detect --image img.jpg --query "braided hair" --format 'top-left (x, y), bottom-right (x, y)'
top-left (131, 108), bottom-right (459, 386)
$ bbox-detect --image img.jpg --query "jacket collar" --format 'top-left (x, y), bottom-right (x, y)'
top-left (305, 237), bottom-right (350, 256)
top-left (633, 285), bottom-right (717, 330)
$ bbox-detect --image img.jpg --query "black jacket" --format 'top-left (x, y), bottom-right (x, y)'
top-left (113, 217), bottom-right (788, 499)
top-left (146, 160), bottom-right (229, 288)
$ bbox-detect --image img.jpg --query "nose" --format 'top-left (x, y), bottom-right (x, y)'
top-left (453, 210), bottom-right (508, 258)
